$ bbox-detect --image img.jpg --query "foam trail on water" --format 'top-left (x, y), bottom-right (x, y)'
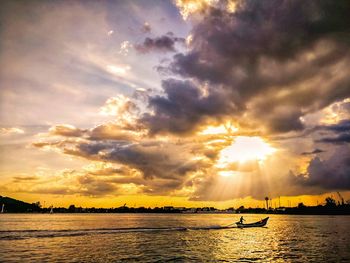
top-left (0, 225), bottom-right (237, 240)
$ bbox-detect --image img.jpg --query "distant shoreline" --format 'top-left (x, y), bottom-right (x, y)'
top-left (1, 211), bottom-right (350, 215)
top-left (1, 195), bottom-right (350, 215)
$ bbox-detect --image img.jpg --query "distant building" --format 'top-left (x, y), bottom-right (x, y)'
top-left (174, 207), bottom-right (186, 211)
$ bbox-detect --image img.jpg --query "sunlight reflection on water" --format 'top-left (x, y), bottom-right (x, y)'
top-left (0, 214), bottom-right (349, 262)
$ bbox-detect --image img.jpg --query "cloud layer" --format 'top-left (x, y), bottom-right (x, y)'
top-left (135, 33), bottom-right (185, 53)
top-left (294, 146), bottom-right (350, 190)
top-left (2, 0), bottom-right (350, 203)
top-left (143, 0), bottom-right (350, 134)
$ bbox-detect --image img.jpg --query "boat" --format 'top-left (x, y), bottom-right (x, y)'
top-left (236, 217), bottom-right (269, 228)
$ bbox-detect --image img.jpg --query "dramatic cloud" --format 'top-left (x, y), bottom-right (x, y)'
top-left (316, 120), bottom-right (350, 144)
top-left (70, 140), bottom-right (205, 179)
top-left (135, 33), bottom-right (185, 53)
top-left (141, 78), bottom-right (236, 134)
top-left (32, 128), bottom-right (217, 196)
top-left (143, 0), bottom-right (350, 134)
top-left (317, 134), bottom-right (350, 145)
top-left (321, 120), bottom-right (350, 133)
top-left (294, 146), bottom-right (350, 190)
top-left (2, 0), bottom-right (350, 205)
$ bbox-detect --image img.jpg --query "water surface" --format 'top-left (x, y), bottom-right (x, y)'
top-left (1, 214), bottom-right (349, 262)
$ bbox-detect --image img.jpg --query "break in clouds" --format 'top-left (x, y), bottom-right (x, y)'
top-left (7, 0), bottom-right (350, 200)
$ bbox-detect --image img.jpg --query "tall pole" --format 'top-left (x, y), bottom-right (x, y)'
top-left (265, 197), bottom-right (269, 210)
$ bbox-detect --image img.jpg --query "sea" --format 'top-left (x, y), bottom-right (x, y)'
top-left (0, 213), bottom-right (349, 262)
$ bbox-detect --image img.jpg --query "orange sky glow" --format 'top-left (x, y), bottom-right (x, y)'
top-left (1, 0), bottom-right (350, 208)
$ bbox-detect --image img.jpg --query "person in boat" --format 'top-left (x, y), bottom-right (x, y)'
top-left (239, 216), bottom-right (245, 224)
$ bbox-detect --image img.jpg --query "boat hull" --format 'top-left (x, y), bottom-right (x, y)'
top-left (236, 217), bottom-right (269, 228)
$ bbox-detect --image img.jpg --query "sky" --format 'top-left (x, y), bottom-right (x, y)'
top-left (0, 0), bottom-right (349, 208)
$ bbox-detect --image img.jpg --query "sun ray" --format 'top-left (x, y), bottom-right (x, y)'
top-left (217, 136), bottom-right (276, 171)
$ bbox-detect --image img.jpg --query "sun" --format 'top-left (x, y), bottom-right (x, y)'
top-left (217, 136), bottom-right (276, 167)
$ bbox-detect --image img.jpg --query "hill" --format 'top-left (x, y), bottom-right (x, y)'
top-left (0, 196), bottom-right (41, 213)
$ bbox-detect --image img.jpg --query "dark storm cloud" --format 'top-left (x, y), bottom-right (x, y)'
top-left (135, 33), bottom-right (185, 53)
top-left (321, 120), bottom-right (350, 133)
top-left (141, 78), bottom-right (236, 134)
top-left (142, 0), bottom-right (350, 134)
top-left (171, 0), bottom-right (350, 84)
top-left (264, 109), bottom-right (305, 133)
top-left (87, 141), bottom-right (203, 179)
top-left (317, 133), bottom-right (350, 144)
top-left (294, 146), bottom-right (350, 190)
top-left (315, 120), bottom-right (350, 144)
top-left (301, 149), bottom-right (325, 155)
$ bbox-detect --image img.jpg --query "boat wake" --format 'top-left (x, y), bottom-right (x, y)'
top-left (0, 225), bottom-right (237, 240)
